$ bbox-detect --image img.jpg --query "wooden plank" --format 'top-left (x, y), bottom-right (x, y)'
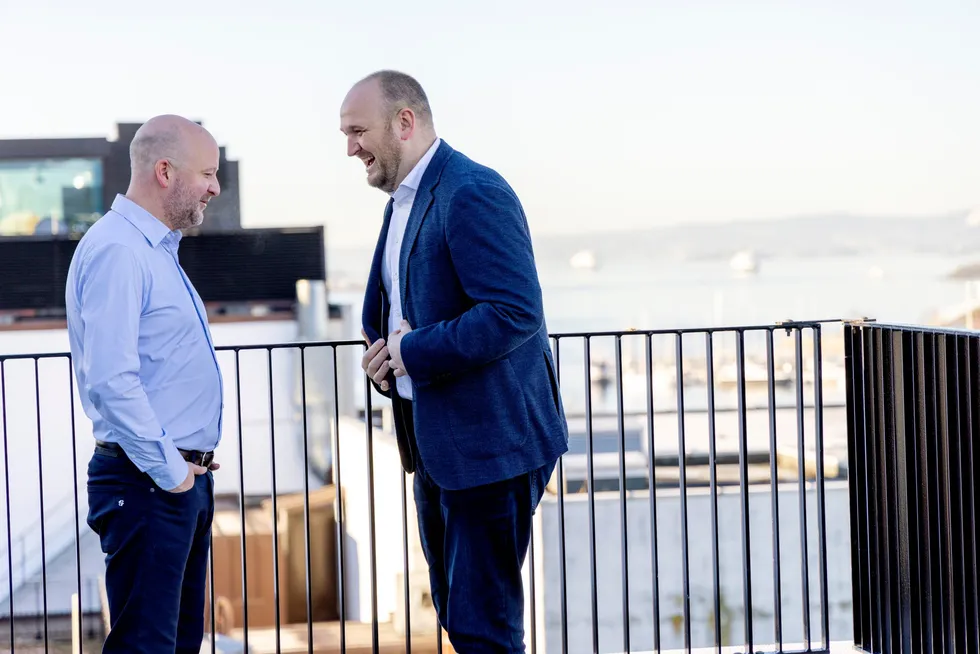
top-left (227, 621), bottom-right (454, 654)
top-left (70, 594), bottom-right (79, 654)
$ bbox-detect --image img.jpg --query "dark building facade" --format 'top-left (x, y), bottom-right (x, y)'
top-left (0, 121), bottom-right (241, 237)
top-left (0, 123), bottom-right (326, 319)
top-left (0, 226), bottom-right (326, 316)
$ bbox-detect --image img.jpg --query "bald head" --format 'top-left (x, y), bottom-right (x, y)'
top-left (340, 71), bottom-right (438, 194)
top-left (129, 115), bottom-right (214, 178)
top-left (125, 114), bottom-right (221, 231)
top-left (357, 70), bottom-right (433, 128)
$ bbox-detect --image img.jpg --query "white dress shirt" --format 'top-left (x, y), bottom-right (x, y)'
top-left (382, 138), bottom-right (441, 400)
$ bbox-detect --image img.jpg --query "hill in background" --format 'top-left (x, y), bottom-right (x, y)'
top-left (533, 210), bottom-right (980, 265)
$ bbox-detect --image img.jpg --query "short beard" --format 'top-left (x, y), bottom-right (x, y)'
top-left (164, 177), bottom-right (203, 231)
top-left (370, 128), bottom-right (403, 194)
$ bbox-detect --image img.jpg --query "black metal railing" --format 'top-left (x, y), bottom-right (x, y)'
top-left (845, 321), bottom-right (980, 654)
top-left (0, 320), bottom-right (843, 654)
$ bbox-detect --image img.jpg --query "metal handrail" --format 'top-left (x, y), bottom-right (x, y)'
top-left (0, 318), bottom-right (847, 363)
top-left (0, 319), bottom-right (843, 653)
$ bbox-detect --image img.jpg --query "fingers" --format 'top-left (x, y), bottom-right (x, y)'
top-left (208, 461), bottom-right (221, 471)
top-left (360, 331), bottom-right (392, 392)
top-left (360, 338), bottom-right (386, 372)
top-left (190, 462), bottom-right (208, 476)
top-left (372, 360), bottom-right (391, 384)
top-left (367, 347), bottom-right (389, 376)
top-left (365, 337), bottom-right (385, 359)
top-left (393, 367), bottom-right (407, 378)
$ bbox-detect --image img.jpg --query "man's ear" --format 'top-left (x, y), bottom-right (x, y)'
top-left (396, 108), bottom-right (416, 140)
top-left (154, 159), bottom-right (174, 189)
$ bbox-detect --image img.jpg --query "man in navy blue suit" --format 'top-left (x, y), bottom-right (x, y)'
top-left (341, 70), bottom-right (569, 652)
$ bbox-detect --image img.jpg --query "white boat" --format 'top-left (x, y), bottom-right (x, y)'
top-left (730, 250), bottom-right (759, 275)
top-left (570, 249), bottom-right (598, 270)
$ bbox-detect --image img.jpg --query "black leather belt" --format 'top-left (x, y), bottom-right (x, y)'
top-left (95, 440), bottom-right (214, 468)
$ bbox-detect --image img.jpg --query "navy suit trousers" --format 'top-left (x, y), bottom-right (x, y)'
top-left (413, 443), bottom-right (555, 653)
top-left (86, 446), bottom-right (213, 654)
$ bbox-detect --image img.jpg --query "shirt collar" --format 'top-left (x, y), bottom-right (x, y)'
top-left (110, 194), bottom-right (179, 249)
top-left (391, 138), bottom-right (441, 203)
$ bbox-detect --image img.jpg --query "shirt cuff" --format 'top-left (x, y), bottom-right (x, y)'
top-left (144, 443), bottom-right (190, 491)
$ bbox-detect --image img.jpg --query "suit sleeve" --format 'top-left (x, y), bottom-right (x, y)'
top-left (399, 181), bottom-right (544, 385)
top-left (361, 292), bottom-right (395, 398)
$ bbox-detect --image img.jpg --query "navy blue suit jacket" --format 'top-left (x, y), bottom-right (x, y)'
top-left (362, 140), bottom-right (569, 490)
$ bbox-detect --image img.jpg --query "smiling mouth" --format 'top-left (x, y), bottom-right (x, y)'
top-left (364, 156), bottom-right (376, 171)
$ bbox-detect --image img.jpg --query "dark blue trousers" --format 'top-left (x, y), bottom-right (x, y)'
top-left (413, 455), bottom-right (555, 653)
top-left (86, 446), bottom-right (214, 654)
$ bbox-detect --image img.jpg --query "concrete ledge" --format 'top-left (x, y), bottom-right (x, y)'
top-left (602, 642), bottom-right (858, 654)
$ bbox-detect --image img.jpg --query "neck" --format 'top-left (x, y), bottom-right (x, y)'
top-left (125, 185), bottom-right (174, 231)
top-left (393, 133), bottom-right (438, 189)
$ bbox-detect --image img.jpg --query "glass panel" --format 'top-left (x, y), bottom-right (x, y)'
top-left (0, 158), bottom-right (104, 236)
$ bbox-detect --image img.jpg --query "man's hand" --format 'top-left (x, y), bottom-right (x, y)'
top-left (388, 320), bottom-right (412, 377)
top-left (167, 460), bottom-right (208, 493)
top-left (361, 329), bottom-right (391, 392)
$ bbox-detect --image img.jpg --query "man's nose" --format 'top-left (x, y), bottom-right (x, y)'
top-left (210, 177), bottom-right (221, 197)
top-left (347, 138), bottom-right (360, 157)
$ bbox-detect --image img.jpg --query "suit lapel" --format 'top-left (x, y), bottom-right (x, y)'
top-left (363, 198), bottom-right (394, 343)
top-left (398, 141), bottom-right (453, 305)
top-left (398, 187), bottom-right (433, 303)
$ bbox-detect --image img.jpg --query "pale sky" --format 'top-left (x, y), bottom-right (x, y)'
top-left (1, 0), bottom-right (977, 247)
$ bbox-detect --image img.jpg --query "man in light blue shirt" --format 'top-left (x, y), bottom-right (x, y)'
top-left (66, 114), bottom-right (223, 654)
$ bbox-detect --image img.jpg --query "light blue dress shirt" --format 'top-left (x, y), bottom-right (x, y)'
top-left (66, 194), bottom-right (223, 490)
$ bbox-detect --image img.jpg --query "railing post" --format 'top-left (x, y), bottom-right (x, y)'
top-left (846, 321), bottom-right (980, 654)
top-left (71, 593), bottom-right (80, 654)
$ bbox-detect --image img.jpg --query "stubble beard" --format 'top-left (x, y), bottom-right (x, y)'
top-left (369, 130), bottom-right (403, 194)
top-left (164, 177), bottom-right (205, 231)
